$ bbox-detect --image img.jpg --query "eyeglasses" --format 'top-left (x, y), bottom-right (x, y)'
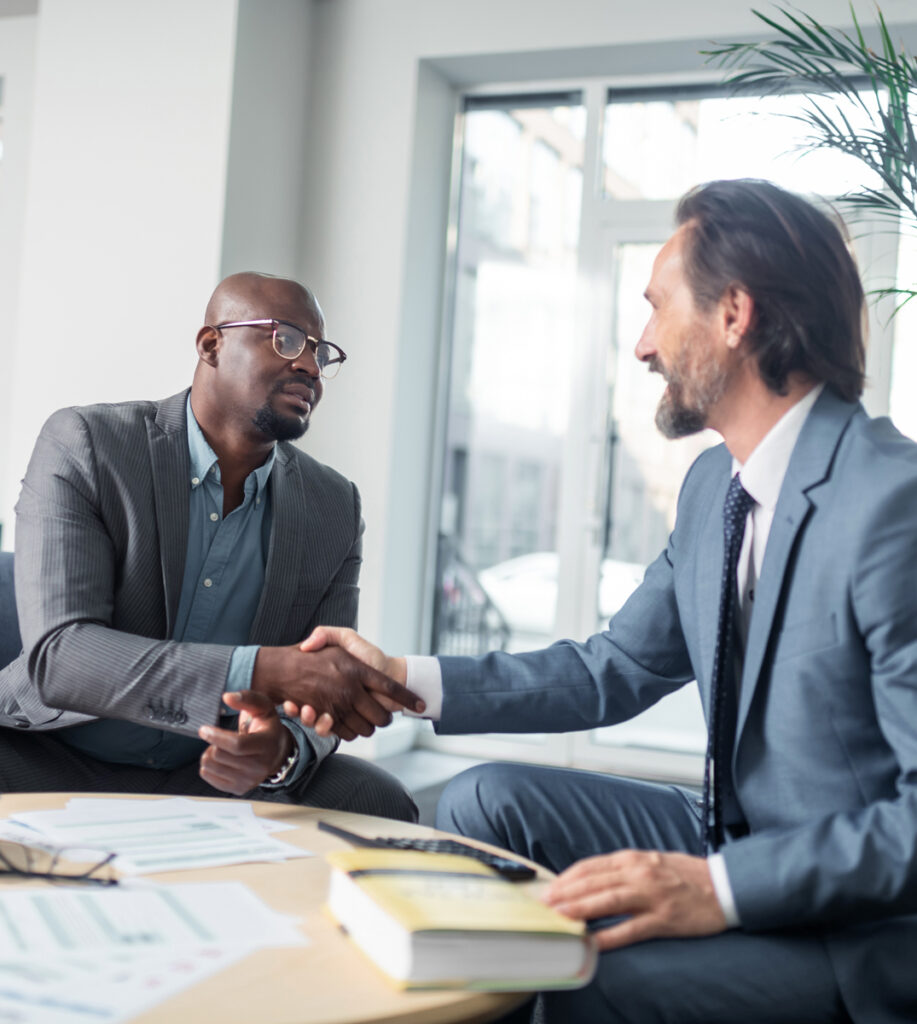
top-left (214, 319), bottom-right (347, 380)
top-left (0, 840), bottom-right (119, 887)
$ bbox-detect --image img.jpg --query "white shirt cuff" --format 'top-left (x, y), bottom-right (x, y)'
top-left (403, 655), bottom-right (443, 721)
top-left (707, 852), bottom-right (741, 928)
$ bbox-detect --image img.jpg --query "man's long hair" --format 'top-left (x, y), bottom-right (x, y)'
top-left (676, 179), bottom-right (866, 402)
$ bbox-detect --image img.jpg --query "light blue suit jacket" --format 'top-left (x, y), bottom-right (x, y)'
top-left (438, 388), bottom-right (917, 1018)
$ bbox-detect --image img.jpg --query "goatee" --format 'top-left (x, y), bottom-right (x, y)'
top-left (252, 399), bottom-right (309, 442)
top-left (649, 342), bottom-right (729, 440)
top-left (655, 390), bottom-right (708, 438)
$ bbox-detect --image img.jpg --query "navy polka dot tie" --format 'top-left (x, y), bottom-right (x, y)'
top-left (702, 473), bottom-right (755, 853)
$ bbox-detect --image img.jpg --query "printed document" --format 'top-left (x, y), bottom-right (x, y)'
top-left (10, 797), bottom-right (311, 874)
top-left (0, 881), bottom-right (307, 1023)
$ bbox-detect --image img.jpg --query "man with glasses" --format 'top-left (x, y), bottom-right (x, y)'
top-left (0, 271), bottom-right (422, 818)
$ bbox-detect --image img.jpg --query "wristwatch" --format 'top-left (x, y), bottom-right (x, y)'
top-left (267, 745), bottom-right (300, 785)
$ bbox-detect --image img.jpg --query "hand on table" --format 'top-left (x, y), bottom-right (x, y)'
top-left (252, 641), bottom-right (421, 742)
top-left (198, 690), bottom-right (292, 795)
top-left (286, 627), bottom-right (411, 736)
top-left (542, 849), bottom-right (727, 950)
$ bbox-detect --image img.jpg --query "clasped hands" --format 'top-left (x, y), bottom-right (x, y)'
top-left (197, 631), bottom-right (418, 794)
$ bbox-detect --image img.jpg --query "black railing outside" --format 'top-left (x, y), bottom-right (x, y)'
top-left (432, 535), bottom-right (510, 656)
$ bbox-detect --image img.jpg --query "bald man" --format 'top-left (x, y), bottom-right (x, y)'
top-left (0, 272), bottom-right (420, 819)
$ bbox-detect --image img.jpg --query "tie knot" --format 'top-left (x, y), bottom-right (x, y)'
top-left (723, 474), bottom-right (754, 536)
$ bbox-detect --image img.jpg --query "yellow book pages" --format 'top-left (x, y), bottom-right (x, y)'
top-left (327, 848), bottom-right (497, 876)
top-left (326, 849), bottom-right (584, 937)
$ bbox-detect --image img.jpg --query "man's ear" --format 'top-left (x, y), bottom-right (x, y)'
top-left (720, 285), bottom-right (754, 350)
top-left (196, 325), bottom-right (221, 366)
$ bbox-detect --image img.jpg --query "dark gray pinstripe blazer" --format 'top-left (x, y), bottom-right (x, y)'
top-left (0, 389), bottom-right (362, 775)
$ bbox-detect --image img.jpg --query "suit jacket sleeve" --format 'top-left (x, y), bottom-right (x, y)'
top-left (14, 408), bottom-right (233, 735)
top-left (438, 518), bottom-right (696, 734)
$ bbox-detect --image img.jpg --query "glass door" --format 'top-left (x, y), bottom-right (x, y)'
top-left (429, 93), bottom-right (588, 763)
top-left (433, 95), bottom-right (586, 655)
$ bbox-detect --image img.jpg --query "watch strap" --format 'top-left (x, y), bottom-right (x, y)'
top-left (267, 745), bottom-right (299, 786)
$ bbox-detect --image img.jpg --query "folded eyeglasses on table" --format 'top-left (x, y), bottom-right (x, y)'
top-left (0, 839), bottom-right (118, 886)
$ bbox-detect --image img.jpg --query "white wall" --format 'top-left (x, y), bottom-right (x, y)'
top-left (0, 14), bottom-right (37, 550)
top-left (221, 0), bottom-right (315, 278)
top-left (1, 0), bottom-right (240, 543)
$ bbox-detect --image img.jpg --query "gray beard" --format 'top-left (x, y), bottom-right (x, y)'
top-left (650, 347), bottom-right (729, 439)
top-left (655, 393), bottom-right (708, 438)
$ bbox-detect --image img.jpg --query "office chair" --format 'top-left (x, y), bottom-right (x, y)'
top-left (0, 552), bottom-right (22, 671)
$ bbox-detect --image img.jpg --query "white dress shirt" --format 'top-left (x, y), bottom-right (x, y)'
top-left (406, 384), bottom-right (824, 927)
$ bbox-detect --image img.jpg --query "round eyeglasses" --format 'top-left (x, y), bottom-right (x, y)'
top-left (214, 319), bottom-right (347, 380)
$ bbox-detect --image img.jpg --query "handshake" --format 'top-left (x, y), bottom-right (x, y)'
top-left (197, 627), bottom-right (420, 796)
top-left (250, 627), bottom-right (421, 742)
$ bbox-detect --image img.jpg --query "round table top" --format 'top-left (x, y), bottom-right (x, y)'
top-left (0, 792), bottom-right (545, 1024)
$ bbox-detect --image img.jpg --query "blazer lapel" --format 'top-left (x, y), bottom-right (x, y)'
top-left (250, 444), bottom-right (311, 645)
top-left (148, 390), bottom-right (191, 637)
top-left (736, 389), bottom-right (860, 741)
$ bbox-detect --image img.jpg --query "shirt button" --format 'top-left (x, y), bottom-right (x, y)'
top-left (210, 512), bottom-right (219, 522)
top-left (191, 477), bottom-right (200, 486)
top-left (203, 578), bottom-right (213, 588)
top-left (256, 497), bottom-right (261, 506)
top-left (210, 467), bottom-right (217, 475)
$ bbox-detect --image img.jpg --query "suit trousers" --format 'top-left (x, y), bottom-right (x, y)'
top-left (0, 728), bottom-right (417, 822)
top-left (436, 763), bottom-right (853, 1024)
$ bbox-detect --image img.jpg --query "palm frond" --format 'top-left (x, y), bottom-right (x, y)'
top-left (704, 4), bottom-right (917, 233)
top-left (867, 286), bottom-right (917, 319)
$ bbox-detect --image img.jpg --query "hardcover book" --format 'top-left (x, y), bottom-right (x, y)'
top-left (325, 848), bottom-right (597, 990)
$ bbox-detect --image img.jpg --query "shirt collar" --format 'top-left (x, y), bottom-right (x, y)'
top-left (731, 383), bottom-right (824, 511)
top-left (185, 395), bottom-right (276, 494)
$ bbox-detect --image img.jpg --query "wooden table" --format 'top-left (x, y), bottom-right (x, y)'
top-left (0, 793), bottom-right (544, 1024)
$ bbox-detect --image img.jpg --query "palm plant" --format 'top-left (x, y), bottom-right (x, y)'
top-left (706, 5), bottom-right (917, 304)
